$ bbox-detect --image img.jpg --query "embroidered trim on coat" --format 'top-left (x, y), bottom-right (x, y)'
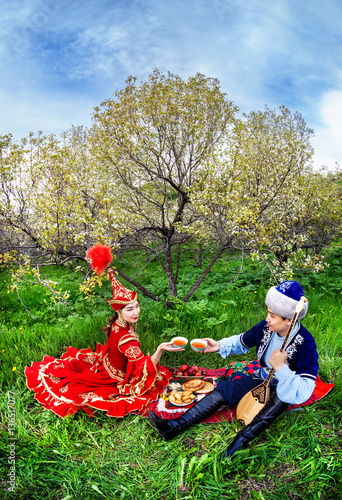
top-left (256, 327), bottom-right (273, 361)
top-left (286, 334), bottom-right (304, 359)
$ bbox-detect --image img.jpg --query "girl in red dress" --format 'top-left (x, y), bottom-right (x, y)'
top-left (25, 246), bottom-right (182, 418)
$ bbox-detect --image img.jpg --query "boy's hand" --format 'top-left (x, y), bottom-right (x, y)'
top-left (269, 349), bottom-right (287, 371)
top-left (202, 338), bottom-right (220, 353)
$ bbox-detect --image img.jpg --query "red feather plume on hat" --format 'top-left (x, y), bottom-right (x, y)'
top-left (86, 244), bottom-right (112, 276)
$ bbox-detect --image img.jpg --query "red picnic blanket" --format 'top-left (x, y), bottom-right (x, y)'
top-left (140, 361), bottom-right (334, 423)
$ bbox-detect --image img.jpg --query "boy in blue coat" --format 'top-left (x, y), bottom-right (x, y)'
top-left (148, 281), bottom-right (319, 457)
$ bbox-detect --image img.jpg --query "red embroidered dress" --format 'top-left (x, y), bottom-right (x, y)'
top-left (25, 319), bottom-right (172, 418)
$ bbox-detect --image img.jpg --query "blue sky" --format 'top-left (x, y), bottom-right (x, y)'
top-left (1, 0), bottom-right (342, 169)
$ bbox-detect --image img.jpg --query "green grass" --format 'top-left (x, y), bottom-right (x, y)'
top-left (0, 249), bottom-right (342, 499)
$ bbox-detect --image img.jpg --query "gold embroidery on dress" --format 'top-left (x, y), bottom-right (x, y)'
top-left (60, 385), bottom-right (69, 393)
top-left (107, 394), bottom-right (120, 401)
top-left (79, 391), bottom-right (104, 402)
top-left (116, 317), bottom-right (125, 328)
top-left (103, 353), bottom-right (125, 380)
top-left (135, 361), bottom-right (149, 395)
top-left (49, 375), bottom-right (61, 384)
top-left (117, 383), bottom-right (135, 397)
top-left (119, 333), bottom-right (140, 347)
top-left (76, 351), bottom-right (98, 364)
top-left (51, 362), bottom-right (64, 369)
top-left (111, 324), bottom-right (120, 334)
top-left (37, 362), bottom-right (75, 405)
top-left (114, 320), bottom-right (138, 333)
top-left (125, 345), bottom-right (144, 361)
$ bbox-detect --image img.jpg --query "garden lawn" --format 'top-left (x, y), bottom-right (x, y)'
top-left (1, 249), bottom-right (341, 500)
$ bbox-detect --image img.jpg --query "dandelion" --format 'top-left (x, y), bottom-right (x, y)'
top-left (2, 349), bottom-right (5, 352)
top-left (12, 366), bottom-right (17, 371)
top-left (19, 327), bottom-right (23, 330)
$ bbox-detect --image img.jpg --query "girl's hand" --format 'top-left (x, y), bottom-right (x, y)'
top-left (157, 342), bottom-right (186, 352)
top-left (202, 338), bottom-right (220, 353)
top-left (151, 342), bottom-right (185, 365)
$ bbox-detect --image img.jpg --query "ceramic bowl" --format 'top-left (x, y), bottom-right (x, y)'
top-left (171, 336), bottom-right (188, 348)
top-left (190, 339), bottom-right (207, 352)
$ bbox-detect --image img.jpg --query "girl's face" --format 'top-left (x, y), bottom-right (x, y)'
top-left (121, 301), bottom-right (140, 324)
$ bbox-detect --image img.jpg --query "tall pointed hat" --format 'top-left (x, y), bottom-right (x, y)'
top-left (86, 244), bottom-right (138, 311)
top-left (106, 268), bottom-right (138, 311)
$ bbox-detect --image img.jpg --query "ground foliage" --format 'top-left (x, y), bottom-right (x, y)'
top-left (0, 248), bottom-right (341, 499)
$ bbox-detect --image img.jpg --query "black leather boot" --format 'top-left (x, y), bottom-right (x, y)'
top-left (225, 390), bottom-right (289, 457)
top-left (148, 389), bottom-right (226, 440)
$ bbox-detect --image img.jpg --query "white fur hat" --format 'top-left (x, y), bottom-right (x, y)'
top-left (265, 281), bottom-right (308, 320)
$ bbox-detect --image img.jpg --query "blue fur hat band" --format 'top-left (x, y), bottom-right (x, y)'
top-left (265, 281), bottom-right (308, 320)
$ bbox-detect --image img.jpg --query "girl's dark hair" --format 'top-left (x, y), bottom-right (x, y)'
top-left (102, 313), bottom-right (118, 338)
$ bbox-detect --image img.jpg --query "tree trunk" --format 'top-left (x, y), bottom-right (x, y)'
top-left (163, 236), bottom-right (178, 297)
top-left (197, 243), bottom-right (203, 268)
top-left (182, 246), bottom-right (227, 302)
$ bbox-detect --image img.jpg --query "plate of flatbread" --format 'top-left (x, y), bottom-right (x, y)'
top-left (195, 381), bottom-right (214, 394)
top-left (168, 389), bottom-right (197, 406)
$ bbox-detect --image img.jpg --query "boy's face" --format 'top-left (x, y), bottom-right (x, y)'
top-left (266, 308), bottom-right (291, 337)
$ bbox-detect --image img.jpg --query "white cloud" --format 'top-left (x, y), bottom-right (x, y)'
top-left (311, 84), bottom-right (342, 170)
top-left (1, 0), bottom-right (342, 171)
